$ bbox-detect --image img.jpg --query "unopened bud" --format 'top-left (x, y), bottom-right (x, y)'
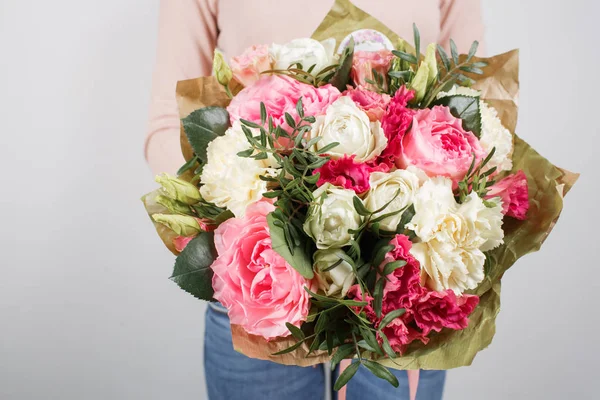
top-left (155, 194), bottom-right (193, 215)
top-left (213, 49), bottom-right (233, 87)
top-left (155, 173), bottom-right (201, 205)
top-left (152, 214), bottom-right (201, 237)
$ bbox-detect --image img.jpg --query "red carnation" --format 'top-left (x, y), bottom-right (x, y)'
top-left (314, 155), bottom-right (372, 194)
top-left (485, 170), bottom-right (530, 220)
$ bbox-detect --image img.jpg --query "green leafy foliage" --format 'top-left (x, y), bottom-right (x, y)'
top-left (267, 213), bottom-right (314, 279)
top-left (181, 107), bottom-right (230, 163)
top-left (330, 38), bottom-right (355, 91)
top-left (170, 232), bottom-right (217, 301)
top-left (432, 94), bottom-right (482, 137)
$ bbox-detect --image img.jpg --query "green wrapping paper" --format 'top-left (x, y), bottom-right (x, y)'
top-left (143, 0), bottom-right (578, 370)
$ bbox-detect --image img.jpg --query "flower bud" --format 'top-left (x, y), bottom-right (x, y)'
top-left (155, 173), bottom-right (201, 205)
top-left (409, 44), bottom-right (438, 103)
top-left (155, 194), bottom-right (193, 215)
top-left (213, 49), bottom-right (233, 87)
top-left (424, 43), bottom-right (438, 85)
top-left (152, 214), bottom-right (201, 237)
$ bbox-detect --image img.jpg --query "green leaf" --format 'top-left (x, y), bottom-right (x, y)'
top-left (436, 44), bottom-right (451, 71)
top-left (260, 102), bottom-right (267, 125)
top-left (450, 39), bottom-right (459, 65)
top-left (467, 41), bottom-right (479, 62)
top-left (170, 232), bottom-right (217, 301)
top-left (397, 204), bottom-right (415, 232)
top-left (181, 107), bottom-right (230, 163)
top-left (356, 339), bottom-right (380, 354)
top-left (331, 344), bottom-right (355, 370)
top-left (286, 322), bottom-right (305, 340)
top-left (432, 94), bottom-right (482, 137)
top-left (359, 327), bottom-right (383, 356)
top-left (334, 361), bottom-right (360, 391)
top-left (379, 308), bottom-right (406, 330)
top-left (272, 340), bottom-right (304, 356)
top-left (176, 155), bottom-right (198, 176)
top-left (413, 23), bottom-right (421, 58)
top-left (296, 97), bottom-right (304, 118)
top-left (353, 196), bottom-right (371, 217)
top-left (330, 38), bottom-right (355, 92)
top-left (237, 148), bottom-right (254, 158)
top-left (382, 260), bottom-right (406, 276)
top-left (267, 213), bottom-right (314, 278)
top-left (374, 279), bottom-right (385, 318)
top-left (392, 50), bottom-right (418, 65)
top-left (363, 361), bottom-right (399, 387)
top-left (372, 244), bottom-right (395, 268)
top-left (379, 331), bottom-right (397, 359)
top-left (316, 141), bottom-right (340, 155)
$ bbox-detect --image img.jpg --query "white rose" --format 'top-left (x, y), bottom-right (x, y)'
top-left (200, 122), bottom-right (277, 217)
top-left (438, 86), bottom-right (514, 173)
top-left (314, 249), bottom-right (356, 298)
top-left (364, 168), bottom-right (424, 231)
top-left (303, 183), bottom-right (362, 249)
top-left (309, 97), bottom-right (387, 162)
top-left (411, 240), bottom-right (486, 294)
top-left (407, 177), bottom-right (504, 294)
top-left (270, 38), bottom-right (337, 74)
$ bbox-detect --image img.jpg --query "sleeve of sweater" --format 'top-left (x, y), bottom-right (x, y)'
top-left (439, 0), bottom-right (486, 54)
top-left (144, 0), bottom-right (218, 176)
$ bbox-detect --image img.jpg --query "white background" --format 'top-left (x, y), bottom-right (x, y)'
top-left (0, 1), bottom-right (598, 399)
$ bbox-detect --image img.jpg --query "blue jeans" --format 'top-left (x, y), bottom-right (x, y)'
top-left (204, 303), bottom-right (446, 400)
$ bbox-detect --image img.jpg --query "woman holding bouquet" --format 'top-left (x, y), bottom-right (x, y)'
top-left (145, 1), bottom-right (486, 399)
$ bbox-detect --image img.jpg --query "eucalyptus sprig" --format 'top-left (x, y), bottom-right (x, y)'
top-left (456, 147), bottom-right (498, 203)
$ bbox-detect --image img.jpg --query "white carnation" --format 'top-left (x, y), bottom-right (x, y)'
top-left (270, 38), bottom-right (337, 74)
top-left (407, 177), bottom-right (504, 293)
top-left (199, 122), bottom-right (277, 217)
top-left (309, 97), bottom-right (387, 162)
top-left (438, 86), bottom-right (514, 173)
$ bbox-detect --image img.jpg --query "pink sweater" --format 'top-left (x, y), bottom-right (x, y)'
top-left (145, 0), bottom-right (486, 175)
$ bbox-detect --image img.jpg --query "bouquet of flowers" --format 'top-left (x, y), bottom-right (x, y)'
top-left (143, 0), bottom-right (577, 389)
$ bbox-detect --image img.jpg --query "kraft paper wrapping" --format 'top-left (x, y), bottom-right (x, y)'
top-left (144, 0), bottom-right (578, 370)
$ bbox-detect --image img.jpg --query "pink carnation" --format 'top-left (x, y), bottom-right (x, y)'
top-left (351, 50), bottom-right (394, 91)
top-left (314, 155), bottom-right (372, 194)
top-left (343, 86), bottom-right (391, 121)
top-left (485, 170), bottom-right (530, 220)
top-left (398, 105), bottom-right (486, 187)
top-left (348, 234), bottom-right (479, 354)
top-left (230, 44), bottom-right (272, 87)
top-left (227, 75), bottom-right (340, 134)
top-left (211, 201), bottom-right (314, 339)
top-left (377, 86), bottom-right (417, 168)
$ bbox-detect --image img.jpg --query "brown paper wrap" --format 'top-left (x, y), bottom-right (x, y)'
top-left (144, 0), bottom-right (578, 370)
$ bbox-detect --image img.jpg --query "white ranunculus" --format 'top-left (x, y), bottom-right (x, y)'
top-left (438, 86), bottom-right (514, 173)
top-left (309, 97), bottom-right (388, 162)
top-left (364, 168), bottom-right (424, 231)
top-left (303, 183), bottom-right (362, 249)
top-left (199, 122), bottom-right (277, 217)
top-left (270, 38), bottom-right (337, 74)
top-left (411, 240), bottom-right (486, 294)
top-left (314, 249), bottom-right (356, 298)
top-left (407, 177), bottom-right (504, 294)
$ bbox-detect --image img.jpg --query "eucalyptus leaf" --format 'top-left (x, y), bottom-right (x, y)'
top-left (170, 232), bottom-right (217, 301)
top-left (181, 107), bottom-right (230, 163)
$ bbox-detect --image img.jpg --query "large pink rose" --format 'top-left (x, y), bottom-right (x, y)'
top-left (227, 75), bottom-right (341, 133)
top-left (398, 106), bottom-right (485, 186)
top-left (343, 86), bottom-right (391, 122)
top-left (211, 200), bottom-right (314, 339)
top-left (485, 170), bottom-right (530, 220)
top-left (348, 234), bottom-right (479, 354)
top-left (314, 155), bottom-right (372, 194)
top-left (230, 44), bottom-right (272, 87)
top-left (351, 50), bottom-right (394, 91)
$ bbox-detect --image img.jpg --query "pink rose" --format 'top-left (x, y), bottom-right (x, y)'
top-left (230, 44), bottom-right (272, 87)
top-left (485, 170), bottom-right (530, 220)
top-left (211, 200), bottom-right (314, 339)
top-left (351, 50), bottom-right (394, 91)
top-left (398, 105), bottom-right (486, 186)
top-left (343, 86), bottom-right (391, 122)
top-left (348, 234), bottom-right (479, 354)
top-left (377, 86), bottom-right (417, 169)
top-left (227, 75), bottom-right (340, 134)
top-left (314, 155), bottom-right (372, 194)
